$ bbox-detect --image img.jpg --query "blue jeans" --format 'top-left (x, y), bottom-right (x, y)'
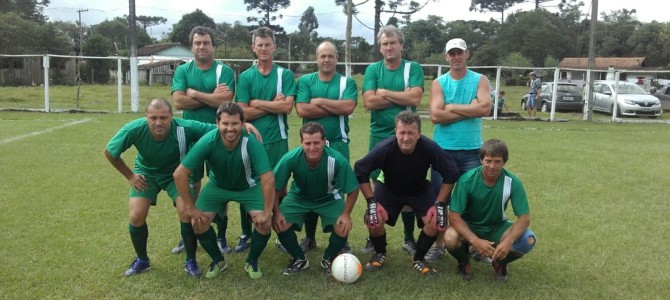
top-left (430, 149), bottom-right (481, 203)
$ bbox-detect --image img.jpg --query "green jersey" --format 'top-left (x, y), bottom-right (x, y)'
top-left (362, 59), bottom-right (424, 138)
top-left (236, 63), bottom-right (297, 143)
top-left (273, 146), bottom-right (358, 202)
top-left (181, 129), bottom-right (272, 191)
top-left (106, 118), bottom-right (215, 176)
top-left (296, 72), bottom-right (358, 144)
top-left (171, 60), bottom-right (236, 123)
top-left (450, 166), bottom-right (530, 237)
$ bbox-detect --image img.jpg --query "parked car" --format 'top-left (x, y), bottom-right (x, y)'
top-left (650, 85), bottom-right (670, 111)
top-left (592, 81), bottom-right (662, 117)
top-left (521, 82), bottom-right (584, 112)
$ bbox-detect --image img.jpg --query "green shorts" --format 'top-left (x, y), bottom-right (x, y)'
top-left (279, 195), bottom-right (344, 233)
top-left (327, 139), bottom-right (350, 162)
top-left (264, 139), bottom-right (289, 167)
top-left (479, 221), bottom-right (514, 245)
top-left (195, 182), bottom-right (264, 214)
top-left (368, 135), bottom-right (388, 181)
top-left (128, 173), bottom-right (193, 205)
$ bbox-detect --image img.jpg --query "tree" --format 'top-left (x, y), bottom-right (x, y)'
top-left (0, 0), bottom-right (50, 23)
top-left (135, 15), bottom-right (167, 31)
top-left (628, 21), bottom-right (670, 68)
top-left (82, 33), bottom-right (112, 84)
top-left (597, 9), bottom-right (641, 58)
top-left (91, 17), bottom-right (153, 52)
top-left (244, 0), bottom-right (290, 27)
top-left (298, 6), bottom-right (319, 36)
top-left (469, 0), bottom-right (523, 23)
top-left (169, 9), bottom-right (216, 47)
top-left (499, 51), bottom-right (531, 85)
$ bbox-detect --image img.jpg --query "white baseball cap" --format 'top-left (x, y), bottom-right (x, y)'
top-left (445, 38), bottom-right (467, 53)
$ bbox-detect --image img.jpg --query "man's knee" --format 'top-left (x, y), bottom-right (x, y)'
top-left (443, 227), bottom-right (462, 250)
top-left (511, 229), bottom-right (537, 254)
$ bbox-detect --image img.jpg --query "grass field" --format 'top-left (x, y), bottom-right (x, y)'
top-left (0, 84), bottom-right (669, 299)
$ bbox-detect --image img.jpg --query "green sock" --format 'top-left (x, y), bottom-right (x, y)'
top-left (246, 230), bottom-right (270, 264)
top-left (304, 213), bottom-right (318, 240)
top-left (324, 233), bottom-right (347, 261)
top-left (213, 214), bottom-right (227, 240)
top-left (180, 222), bottom-right (197, 260)
top-left (128, 223), bottom-right (149, 261)
top-left (277, 230), bottom-right (305, 260)
top-left (447, 243), bottom-right (470, 264)
top-left (401, 211), bottom-right (416, 242)
top-left (196, 227), bottom-right (224, 262)
top-left (240, 206), bottom-right (252, 237)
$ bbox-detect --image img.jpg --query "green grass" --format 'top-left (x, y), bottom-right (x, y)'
top-left (1, 88), bottom-right (669, 298)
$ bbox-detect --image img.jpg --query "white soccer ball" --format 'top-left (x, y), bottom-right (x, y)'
top-left (331, 253), bottom-right (362, 284)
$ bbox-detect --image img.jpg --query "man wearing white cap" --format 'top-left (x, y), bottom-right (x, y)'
top-left (426, 38), bottom-right (492, 267)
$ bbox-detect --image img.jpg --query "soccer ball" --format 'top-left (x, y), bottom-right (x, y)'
top-left (331, 253), bottom-right (362, 284)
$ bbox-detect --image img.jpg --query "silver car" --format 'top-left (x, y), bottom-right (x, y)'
top-left (592, 81), bottom-right (662, 117)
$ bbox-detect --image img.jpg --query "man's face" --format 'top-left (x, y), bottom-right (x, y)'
top-left (395, 121), bottom-right (420, 155)
top-left (217, 112), bottom-right (244, 144)
top-left (191, 33), bottom-right (214, 63)
top-left (481, 154), bottom-right (505, 182)
top-left (317, 44), bottom-right (338, 75)
top-left (146, 105), bottom-right (173, 138)
top-left (379, 33), bottom-right (403, 62)
top-left (445, 48), bottom-right (469, 70)
top-left (300, 132), bottom-right (325, 164)
top-left (252, 36), bottom-right (276, 61)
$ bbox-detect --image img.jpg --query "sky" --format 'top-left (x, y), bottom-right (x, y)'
top-left (44, 0), bottom-right (669, 43)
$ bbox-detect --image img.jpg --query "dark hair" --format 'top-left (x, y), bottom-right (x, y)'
top-left (146, 98), bottom-right (172, 113)
top-left (479, 139), bottom-right (509, 163)
top-left (252, 26), bottom-right (275, 44)
top-left (395, 111), bottom-right (421, 132)
top-left (216, 101), bottom-right (244, 123)
top-left (189, 26), bottom-right (216, 47)
top-left (377, 25), bottom-right (404, 46)
top-left (299, 122), bottom-right (325, 140)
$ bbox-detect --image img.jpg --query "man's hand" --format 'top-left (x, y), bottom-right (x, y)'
top-left (185, 88), bottom-right (199, 99)
top-left (471, 238), bottom-right (496, 259)
top-left (492, 239), bottom-right (512, 261)
top-left (214, 84), bottom-right (229, 94)
top-left (271, 211), bottom-right (287, 232)
top-left (364, 197), bottom-right (388, 229)
top-left (188, 207), bottom-right (208, 229)
top-left (128, 174), bottom-right (147, 192)
top-left (335, 213), bottom-right (353, 236)
top-left (253, 210), bottom-right (272, 226)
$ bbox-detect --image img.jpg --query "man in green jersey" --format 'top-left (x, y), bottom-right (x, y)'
top-left (294, 41), bottom-right (358, 253)
top-left (444, 139), bottom-right (537, 282)
top-left (174, 102), bottom-right (275, 280)
top-left (361, 25), bottom-right (424, 255)
top-left (272, 122), bottom-right (359, 276)
top-left (171, 26), bottom-right (241, 254)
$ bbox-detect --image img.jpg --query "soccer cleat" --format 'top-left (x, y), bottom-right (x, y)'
top-left (245, 261), bottom-right (263, 279)
top-left (412, 260), bottom-right (438, 276)
top-left (282, 258), bottom-right (310, 275)
top-left (234, 235), bottom-right (250, 253)
top-left (320, 257), bottom-right (334, 275)
top-left (364, 253), bottom-right (387, 272)
top-left (361, 238), bottom-right (374, 254)
top-left (205, 260), bottom-right (227, 279)
top-left (299, 237), bottom-right (317, 252)
top-left (124, 258), bottom-right (150, 276)
top-left (471, 250), bottom-right (493, 265)
top-left (492, 260), bottom-right (509, 282)
top-left (424, 246), bottom-right (446, 262)
top-left (456, 262), bottom-right (474, 281)
top-left (340, 242), bottom-right (352, 254)
top-left (217, 237), bottom-right (232, 254)
top-left (402, 239), bottom-right (417, 255)
top-left (184, 258), bottom-right (202, 277)
top-left (170, 240), bottom-right (185, 254)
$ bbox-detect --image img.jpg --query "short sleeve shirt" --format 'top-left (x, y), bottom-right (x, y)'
top-left (171, 60), bottom-right (236, 123)
top-left (180, 130), bottom-right (272, 191)
top-left (106, 118), bottom-right (215, 176)
top-left (450, 166), bottom-right (530, 237)
top-left (296, 72), bottom-right (358, 143)
top-left (274, 146), bottom-right (359, 202)
top-left (362, 59), bottom-right (424, 138)
top-left (236, 64), bottom-right (297, 143)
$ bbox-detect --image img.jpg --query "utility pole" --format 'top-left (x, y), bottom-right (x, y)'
top-left (585, 0), bottom-right (598, 120)
top-left (75, 9), bottom-right (88, 108)
top-left (129, 0), bottom-right (139, 112)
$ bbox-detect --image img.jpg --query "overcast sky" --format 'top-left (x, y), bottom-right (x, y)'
top-left (45, 0), bottom-right (668, 43)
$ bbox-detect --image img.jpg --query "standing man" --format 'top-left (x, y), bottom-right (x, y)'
top-left (236, 26), bottom-right (296, 252)
top-left (171, 25), bottom-right (238, 255)
top-left (526, 72), bottom-right (542, 118)
top-left (105, 99), bottom-right (215, 277)
top-left (354, 111), bottom-right (459, 276)
top-left (444, 139), bottom-right (537, 282)
top-left (272, 122), bottom-right (359, 276)
top-left (173, 102), bottom-right (275, 280)
top-left (295, 41), bottom-right (358, 252)
top-left (361, 25), bottom-right (424, 255)
top-left (426, 37), bottom-right (492, 262)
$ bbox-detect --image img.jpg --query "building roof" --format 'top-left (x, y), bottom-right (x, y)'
top-left (138, 59), bottom-right (184, 69)
top-left (558, 57), bottom-right (647, 70)
top-left (137, 43), bottom-right (185, 56)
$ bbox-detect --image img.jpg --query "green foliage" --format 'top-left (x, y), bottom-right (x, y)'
top-left (169, 9), bottom-right (216, 47)
top-left (244, 0), bottom-right (290, 27)
top-left (1, 0), bottom-right (50, 23)
top-left (135, 15), bottom-right (167, 30)
top-left (91, 17), bottom-right (153, 52)
top-left (597, 9), bottom-right (642, 57)
top-left (544, 55), bottom-right (558, 68)
top-left (82, 33), bottom-right (112, 84)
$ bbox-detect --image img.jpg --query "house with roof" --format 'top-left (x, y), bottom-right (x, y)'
top-left (557, 57), bottom-right (657, 88)
top-left (131, 43), bottom-right (192, 85)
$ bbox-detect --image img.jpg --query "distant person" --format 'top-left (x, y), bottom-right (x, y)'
top-left (491, 90), bottom-right (511, 116)
top-left (526, 72), bottom-right (542, 118)
top-left (444, 139), bottom-right (537, 282)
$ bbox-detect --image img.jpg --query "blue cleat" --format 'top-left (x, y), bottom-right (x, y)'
top-left (124, 258), bottom-right (150, 276)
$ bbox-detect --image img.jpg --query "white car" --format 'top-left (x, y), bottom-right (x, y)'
top-left (592, 81), bottom-right (663, 117)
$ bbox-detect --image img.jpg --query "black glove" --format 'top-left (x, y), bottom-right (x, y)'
top-left (365, 197), bottom-right (379, 226)
top-left (435, 201), bottom-right (446, 228)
